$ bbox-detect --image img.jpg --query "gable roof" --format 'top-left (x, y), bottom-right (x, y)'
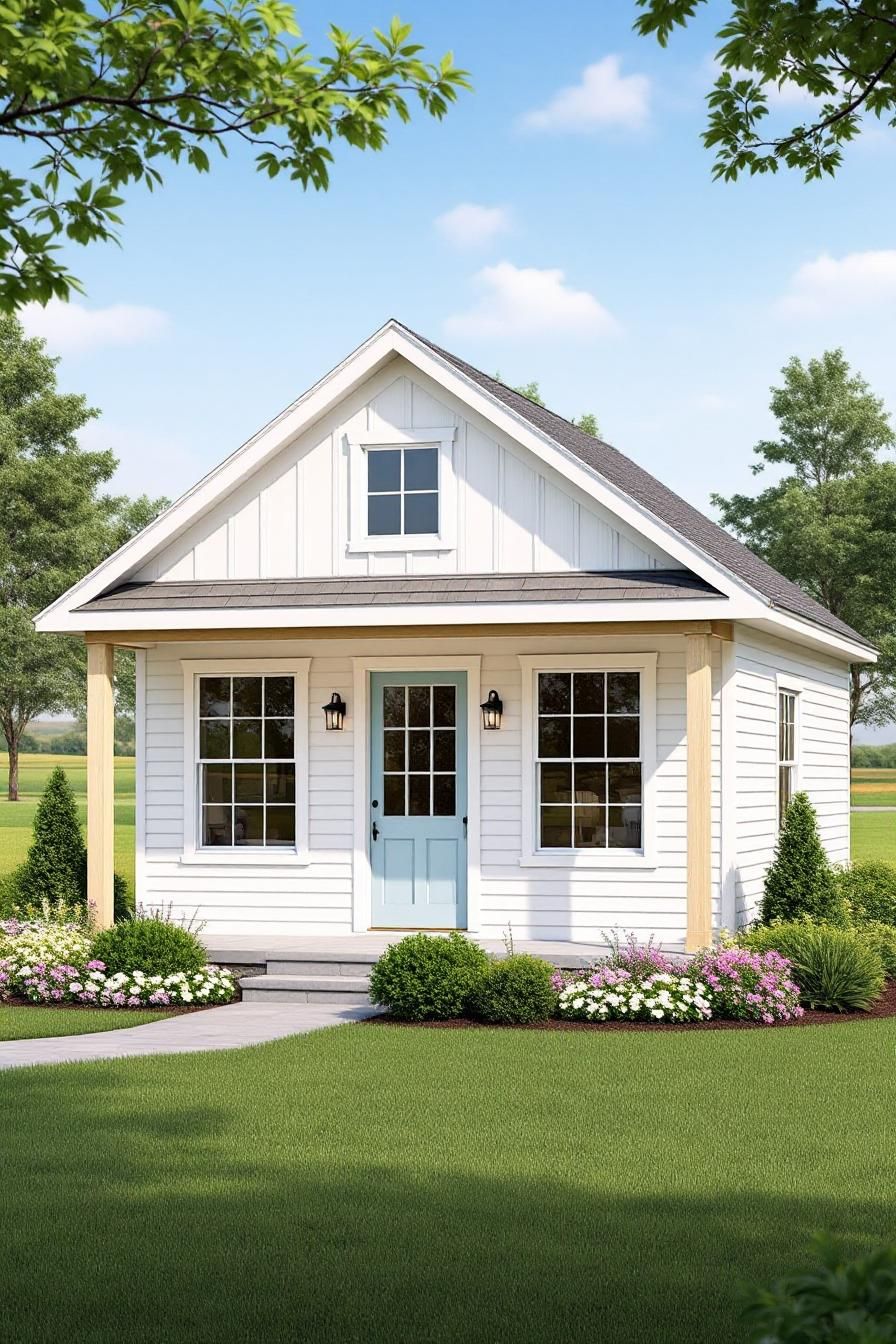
top-left (401, 324), bottom-right (871, 650)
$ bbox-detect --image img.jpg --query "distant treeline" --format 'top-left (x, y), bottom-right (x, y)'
top-left (852, 745), bottom-right (896, 768)
top-left (21, 720), bottom-right (135, 758)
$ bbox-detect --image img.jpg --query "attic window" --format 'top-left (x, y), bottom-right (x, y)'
top-left (347, 428), bottom-right (457, 554)
top-left (367, 446), bottom-right (439, 536)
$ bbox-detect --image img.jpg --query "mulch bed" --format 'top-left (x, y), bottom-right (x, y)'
top-left (363, 980), bottom-right (896, 1032)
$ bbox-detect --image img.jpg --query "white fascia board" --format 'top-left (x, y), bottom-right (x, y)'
top-left (44, 596), bottom-right (744, 635)
top-left (744, 611), bottom-right (876, 665)
top-left (35, 322), bottom-right (405, 626)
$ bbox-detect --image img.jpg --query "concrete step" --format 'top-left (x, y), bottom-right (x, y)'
top-left (239, 973), bottom-right (372, 1005)
top-left (266, 958), bottom-right (377, 977)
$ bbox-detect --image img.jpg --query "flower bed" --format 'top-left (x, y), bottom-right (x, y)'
top-left (0, 915), bottom-right (236, 1010)
top-left (556, 969), bottom-right (712, 1023)
top-left (693, 947), bottom-right (803, 1024)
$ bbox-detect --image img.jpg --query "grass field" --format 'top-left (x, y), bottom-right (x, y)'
top-left (0, 1006), bottom-right (173, 1041)
top-left (0, 756), bottom-right (893, 898)
top-left (0, 753), bottom-right (135, 895)
top-left (851, 767), bottom-right (896, 809)
top-left (0, 1021), bottom-right (894, 1342)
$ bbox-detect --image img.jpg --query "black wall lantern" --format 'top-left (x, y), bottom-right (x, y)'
top-left (322, 692), bottom-right (347, 731)
top-left (480, 689), bottom-right (503, 730)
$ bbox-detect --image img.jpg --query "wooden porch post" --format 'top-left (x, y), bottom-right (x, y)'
top-left (87, 641), bottom-right (115, 929)
top-left (685, 632), bottom-right (712, 952)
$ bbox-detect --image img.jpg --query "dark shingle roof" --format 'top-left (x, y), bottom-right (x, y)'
top-left (78, 570), bottom-right (722, 613)
top-left (400, 324), bottom-right (872, 650)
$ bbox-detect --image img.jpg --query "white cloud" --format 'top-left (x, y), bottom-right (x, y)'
top-left (435, 203), bottom-right (512, 249)
top-left (20, 299), bottom-right (169, 356)
top-left (444, 261), bottom-right (617, 340)
top-left (522, 56), bottom-right (651, 132)
top-left (777, 250), bottom-right (896, 318)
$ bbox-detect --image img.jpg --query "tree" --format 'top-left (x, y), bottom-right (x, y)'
top-left (0, 7), bottom-right (468, 309)
top-left (634, 0), bottom-right (896, 180)
top-left (713, 350), bottom-right (896, 730)
top-left (760, 792), bottom-right (841, 924)
top-left (14, 765), bottom-right (85, 907)
top-left (498, 376), bottom-right (601, 437)
top-left (0, 315), bottom-right (167, 798)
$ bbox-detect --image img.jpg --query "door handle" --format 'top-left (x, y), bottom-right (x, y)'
top-left (372, 820), bottom-right (380, 841)
top-left (462, 815), bottom-right (468, 837)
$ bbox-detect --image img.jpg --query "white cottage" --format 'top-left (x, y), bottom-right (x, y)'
top-left (37, 321), bottom-right (874, 952)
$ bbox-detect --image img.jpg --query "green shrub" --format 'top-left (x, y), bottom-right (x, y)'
top-left (760, 793), bottom-right (846, 926)
top-left (91, 915), bottom-right (207, 977)
top-left (15, 767), bottom-right (85, 906)
top-left (856, 921), bottom-right (896, 979)
top-left (369, 932), bottom-right (490, 1021)
top-left (743, 1237), bottom-right (896, 1342)
top-left (471, 954), bottom-right (557, 1024)
top-left (837, 860), bottom-right (896, 926)
top-left (739, 921), bottom-right (885, 1011)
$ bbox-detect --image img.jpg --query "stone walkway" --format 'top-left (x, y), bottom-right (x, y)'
top-left (0, 1001), bottom-right (378, 1071)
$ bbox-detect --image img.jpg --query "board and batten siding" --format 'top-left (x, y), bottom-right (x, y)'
top-left (139, 634), bottom-right (722, 943)
top-left (133, 357), bottom-right (680, 584)
top-left (731, 628), bottom-right (851, 925)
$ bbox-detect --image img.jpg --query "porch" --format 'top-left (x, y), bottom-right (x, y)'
top-left (84, 619), bottom-right (730, 953)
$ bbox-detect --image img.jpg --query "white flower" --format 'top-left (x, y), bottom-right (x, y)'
top-left (68, 982), bottom-right (83, 993)
top-left (650, 1009), bottom-right (664, 1019)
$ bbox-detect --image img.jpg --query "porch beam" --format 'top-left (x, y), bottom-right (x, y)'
top-left (685, 632), bottom-right (713, 952)
top-left (86, 619), bottom-right (735, 645)
top-left (87, 641), bottom-right (115, 929)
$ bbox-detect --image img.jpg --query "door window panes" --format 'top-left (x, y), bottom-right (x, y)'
top-left (381, 683), bottom-right (457, 817)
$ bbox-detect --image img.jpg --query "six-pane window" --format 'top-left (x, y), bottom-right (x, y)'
top-left (198, 675), bottom-right (296, 847)
top-left (537, 671), bottom-right (642, 850)
top-left (367, 446), bottom-right (439, 537)
top-left (778, 690), bottom-right (797, 827)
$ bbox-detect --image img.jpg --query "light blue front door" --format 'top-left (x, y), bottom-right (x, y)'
top-left (370, 671), bottom-right (468, 929)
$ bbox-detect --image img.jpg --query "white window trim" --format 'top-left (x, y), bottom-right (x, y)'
top-left (180, 657), bottom-right (310, 866)
top-left (776, 675), bottom-right (802, 825)
top-left (347, 427), bottom-right (457, 554)
top-left (518, 653), bottom-right (658, 869)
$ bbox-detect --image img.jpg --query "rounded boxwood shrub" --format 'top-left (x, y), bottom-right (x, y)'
top-left (837, 860), bottom-right (896, 926)
top-left (739, 921), bottom-right (885, 1012)
top-left (369, 932), bottom-right (489, 1021)
top-left (471, 954), bottom-right (557, 1025)
top-left (91, 916), bottom-right (207, 977)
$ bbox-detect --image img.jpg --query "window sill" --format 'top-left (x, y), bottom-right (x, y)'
top-left (346, 535), bottom-right (453, 554)
top-left (179, 849), bottom-right (310, 867)
top-left (519, 852), bottom-right (657, 871)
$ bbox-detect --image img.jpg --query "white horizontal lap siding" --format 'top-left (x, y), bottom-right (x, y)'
top-left (478, 637), bottom-right (716, 946)
top-left (141, 642), bottom-right (355, 935)
top-left (136, 358), bottom-right (679, 583)
top-left (733, 629), bottom-right (851, 925)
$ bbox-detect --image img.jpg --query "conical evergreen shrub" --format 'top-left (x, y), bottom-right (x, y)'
top-left (760, 792), bottom-right (844, 925)
top-left (16, 767), bottom-right (86, 906)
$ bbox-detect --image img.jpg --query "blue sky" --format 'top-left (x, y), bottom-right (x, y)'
top-left (21, 3), bottom-right (896, 545)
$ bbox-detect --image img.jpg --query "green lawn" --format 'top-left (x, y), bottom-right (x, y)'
top-left (0, 1022), bottom-right (894, 1343)
top-left (0, 753), bottom-right (135, 895)
top-left (0, 1006), bottom-right (174, 1041)
top-left (851, 809), bottom-right (896, 862)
